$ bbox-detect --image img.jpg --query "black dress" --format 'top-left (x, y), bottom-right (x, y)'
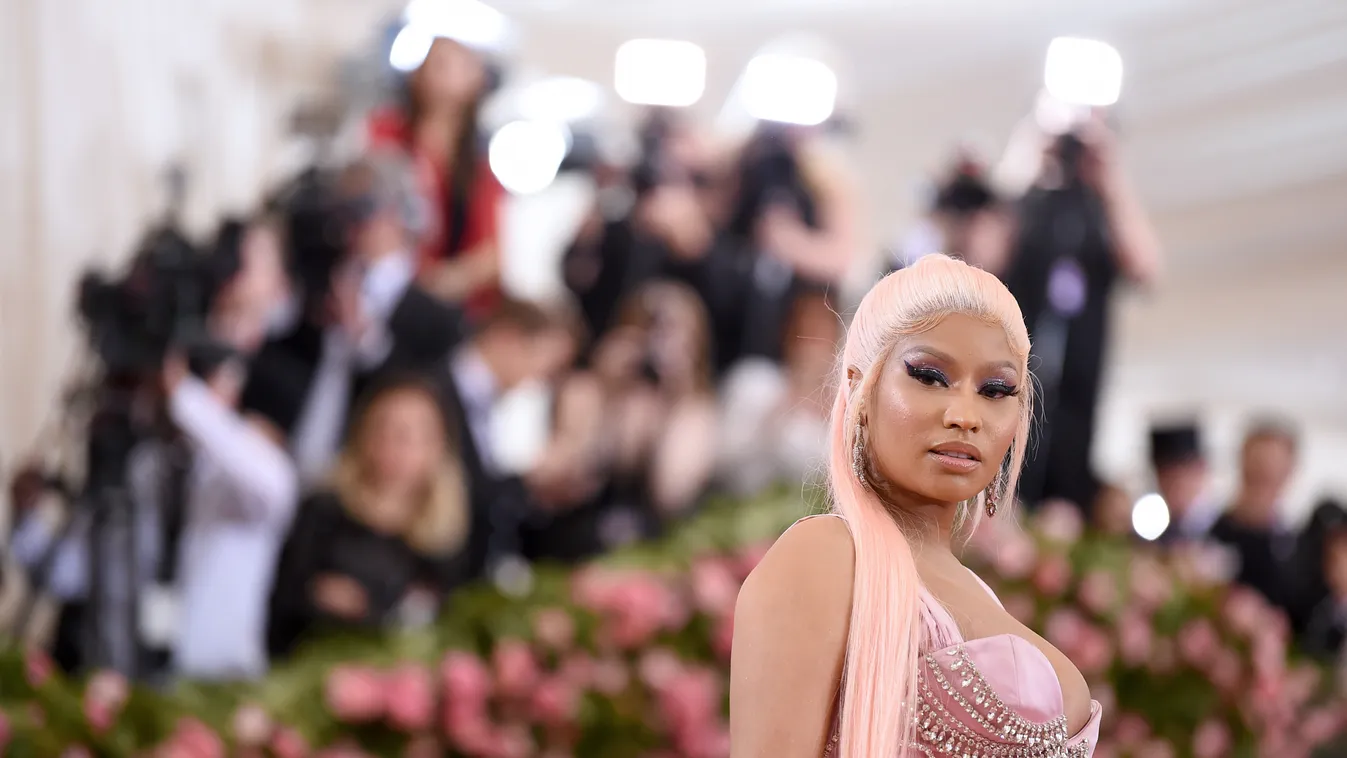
top-left (266, 492), bottom-right (466, 657)
top-left (1001, 182), bottom-right (1118, 511)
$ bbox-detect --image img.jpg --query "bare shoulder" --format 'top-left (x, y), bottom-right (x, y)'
top-left (731, 515), bottom-right (855, 757)
top-left (741, 515), bottom-right (855, 606)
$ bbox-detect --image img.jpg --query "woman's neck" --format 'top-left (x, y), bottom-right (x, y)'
top-left (358, 487), bottom-right (418, 535)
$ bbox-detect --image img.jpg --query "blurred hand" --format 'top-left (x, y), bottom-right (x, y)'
top-left (1076, 109), bottom-right (1122, 193)
top-left (313, 574), bottom-right (369, 620)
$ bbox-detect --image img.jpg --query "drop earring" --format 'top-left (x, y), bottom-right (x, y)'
top-left (851, 422), bottom-right (870, 490)
top-left (984, 479), bottom-right (999, 518)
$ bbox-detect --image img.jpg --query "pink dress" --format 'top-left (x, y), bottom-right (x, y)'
top-left (811, 517), bottom-right (1103, 757)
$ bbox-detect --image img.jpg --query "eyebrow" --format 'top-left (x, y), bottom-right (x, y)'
top-left (906, 346), bottom-right (1018, 374)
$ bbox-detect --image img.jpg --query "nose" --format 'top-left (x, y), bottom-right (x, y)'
top-left (942, 387), bottom-right (982, 433)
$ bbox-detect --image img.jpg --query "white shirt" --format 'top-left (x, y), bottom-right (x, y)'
top-left (164, 378), bottom-right (299, 680)
top-left (450, 347), bottom-right (500, 475)
top-left (291, 253), bottom-right (415, 485)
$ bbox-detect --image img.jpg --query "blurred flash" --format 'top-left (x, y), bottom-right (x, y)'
top-left (614, 39), bottom-right (707, 107)
top-left (488, 121), bottom-right (571, 195)
top-left (1044, 37), bottom-right (1123, 107)
top-left (740, 54), bottom-right (837, 126)
top-left (1131, 493), bottom-right (1171, 542)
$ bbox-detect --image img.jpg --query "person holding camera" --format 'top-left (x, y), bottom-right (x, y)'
top-left (998, 107), bottom-right (1164, 512)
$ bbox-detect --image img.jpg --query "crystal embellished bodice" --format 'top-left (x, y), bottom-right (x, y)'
top-left (821, 571), bottom-right (1101, 758)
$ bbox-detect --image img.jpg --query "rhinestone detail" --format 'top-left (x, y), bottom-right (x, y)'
top-left (821, 644), bottom-right (1091, 757)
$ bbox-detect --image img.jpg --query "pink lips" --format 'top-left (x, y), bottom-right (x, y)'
top-left (929, 442), bottom-right (982, 473)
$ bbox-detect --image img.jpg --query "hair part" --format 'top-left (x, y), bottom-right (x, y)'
top-left (827, 254), bottom-right (1032, 758)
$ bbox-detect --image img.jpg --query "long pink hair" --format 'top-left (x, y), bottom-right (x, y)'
top-left (829, 254), bottom-right (1032, 758)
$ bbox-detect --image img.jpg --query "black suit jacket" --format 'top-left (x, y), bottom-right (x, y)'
top-left (431, 364), bottom-right (534, 582)
top-left (241, 285), bottom-right (467, 439)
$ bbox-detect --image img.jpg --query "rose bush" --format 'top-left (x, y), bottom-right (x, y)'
top-left (2, 491), bottom-right (1346, 757)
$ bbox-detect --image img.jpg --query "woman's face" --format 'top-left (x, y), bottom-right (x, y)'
top-left (416, 38), bottom-right (485, 107)
top-left (360, 390), bottom-right (444, 490)
top-left (862, 313), bottom-right (1023, 508)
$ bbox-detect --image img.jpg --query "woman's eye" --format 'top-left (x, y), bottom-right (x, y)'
top-left (904, 362), bottom-right (948, 387)
top-left (980, 383), bottom-right (1019, 400)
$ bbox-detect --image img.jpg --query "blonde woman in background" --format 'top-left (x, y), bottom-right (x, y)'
top-left (266, 376), bottom-right (469, 657)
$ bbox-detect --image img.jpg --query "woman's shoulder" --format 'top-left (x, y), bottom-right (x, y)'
top-left (740, 514), bottom-right (855, 615)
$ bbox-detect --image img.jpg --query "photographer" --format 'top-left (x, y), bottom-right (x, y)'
top-left (999, 108), bottom-right (1164, 512)
top-left (561, 110), bottom-right (722, 342)
top-left (708, 123), bottom-right (860, 375)
top-left (244, 154), bottom-right (466, 486)
top-left (892, 148), bottom-right (1012, 275)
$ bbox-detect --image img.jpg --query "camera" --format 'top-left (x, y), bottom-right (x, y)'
top-left (76, 223), bottom-right (241, 379)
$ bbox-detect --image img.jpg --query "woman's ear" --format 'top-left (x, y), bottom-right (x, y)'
top-left (846, 366), bottom-right (863, 397)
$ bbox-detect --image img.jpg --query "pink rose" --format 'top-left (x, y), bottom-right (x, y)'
top-left (1285, 664), bottom-right (1321, 709)
top-left (493, 640), bottom-right (540, 699)
top-left (1222, 587), bottom-right (1266, 637)
top-left (989, 531), bottom-right (1037, 580)
top-left (1117, 611), bottom-right (1153, 666)
top-left (443, 701), bottom-right (494, 752)
top-left (571, 567), bottom-right (620, 609)
top-left (168, 717), bottom-right (224, 758)
top-left (1192, 719), bottom-right (1231, 758)
top-left (1207, 647), bottom-right (1242, 692)
top-left (1252, 628), bottom-right (1288, 679)
top-left (1031, 555), bottom-right (1072, 597)
top-left (1302, 706), bottom-right (1346, 745)
top-left (441, 651), bottom-right (492, 705)
top-left (1043, 609), bottom-right (1086, 652)
top-left (591, 657), bottom-right (631, 696)
top-left (532, 608), bottom-right (577, 651)
top-left (999, 593), bottom-right (1036, 624)
top-left (61, 747), bottom-right (93, 758)
top-left (1036, 500), bottom-right (1084, 543)
top-left (680, 724), bottom-right (732, 758)
top-left (529, 676), bottom-right (579, 726)
top-left (659, 667), bottom-right (722, 747)
top-left (269, 727), bottom-right (310, 758)
top-left (639, 647), bottom-right (683, 690)
top-left (608, 576), bottom-right (687, 648)
top-left (1177, 619), bottom-right (1219, 668)
top-left (733, 543), bottom-right (772, 580)
top-left (711, 613), bottom-right (735, 662)
top-left (1073, 624), bottom-right (1114, 676)
top-left (690, 558), bottom-right (741, 617)
top-left (324, 666), bottom-right (386, 723)
top-left (1113, 713), bottom-right (1150, 746)
top-left (83, 670), bottom-right (129, 734)
top-left (1129, 557), bottom-right (1174, 610)
top-left (558, 652), bottom-right (595, 688)
top-left (1077, 570), bottom-right (1118, 615)
top-left (385, 664), bottom-right (435, 731)
top-left (489, 724), bottom-right (533, 758)
top-left (231, 705), bottom-right (273, 747)
top-left (24, 647), bottom-right (54, 688)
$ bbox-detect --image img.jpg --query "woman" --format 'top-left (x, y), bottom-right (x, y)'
top-left (368, 36), bottom-right (503, 317)
top-left (730, 255), bottom-right (1101, 757)
top-left (267, 377), bottom-right (470, 657)
top-left (526, 281), bottom-right (719, 561)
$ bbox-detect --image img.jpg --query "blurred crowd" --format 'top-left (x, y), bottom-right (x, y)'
top-left (3, 34), bottom-right (1346, 692)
